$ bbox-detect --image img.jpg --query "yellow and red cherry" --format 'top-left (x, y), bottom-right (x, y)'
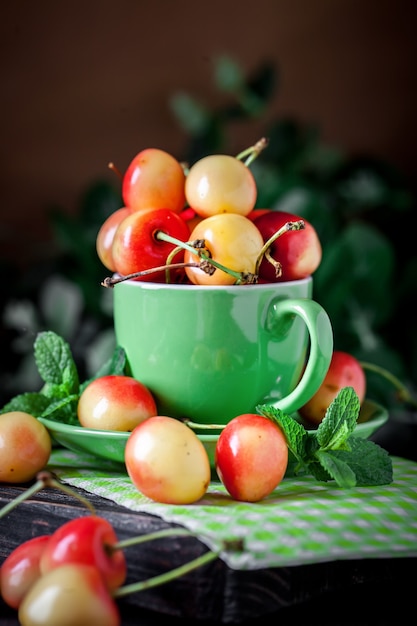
top-left (299, 351), bottom-right (367, 425)
top-left (125, 415), bottom-right (211, 504)
top-left (185, 154), bottom-right (257, 218)
top-left (0, 535), bottom-right (51, 609)
top-left (96, 207), bottom-right (132, 272)
top-left (18, 563), bottom-right (121, 626)
top-left (254, 210), bottom-right (322, 282)
top-left (111, 207), bottom-right (190, 281)
top-left (77, 375), bottom-right (157, 431)
top-left (122, 148), bottom-right (186, 213)
top-left (215, 413), bottom-right (289, 502)
top-left (184, 213), bottom-right (264, 285)
top-left (0, 412), bottom-right (51, 483)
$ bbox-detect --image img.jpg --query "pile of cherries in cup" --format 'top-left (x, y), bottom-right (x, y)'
top-left (0, 141), bottom-right (367, 625)
top-left (93, 139), bottom-right (366, 505)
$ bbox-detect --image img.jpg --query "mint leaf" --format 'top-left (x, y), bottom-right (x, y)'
top-left (40, 394), bottom-right (80, 425)
top-left (316, 386), bottom-right (360, 450)
top-left (314, 449), bottom-right (357, 488)
top-left (327, 437), bottom-right (393, 486)
top-left (0, 392), bottom-right (52, 416)
top-left (35, 331), bottom-right (79, 394)
top-left (258, 386), bottom-right (393, 488)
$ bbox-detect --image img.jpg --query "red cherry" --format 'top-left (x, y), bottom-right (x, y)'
top-left (111, 207), bottom-right (190, 281)
top-left (122, 148), bottom-right (186, 213)
top-left (39, 515), bottom-right (127, 591)
top-left (254, 210), bottom-right (322, 282)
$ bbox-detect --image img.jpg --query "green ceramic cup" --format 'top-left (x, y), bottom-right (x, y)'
top-left (113, 277), bottom-right (333, 426)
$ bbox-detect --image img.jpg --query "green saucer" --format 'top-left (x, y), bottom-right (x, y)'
top-left (39, 399), bottom-right (388, 472)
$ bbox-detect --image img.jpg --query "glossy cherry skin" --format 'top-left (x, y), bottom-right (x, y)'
top-left (299, 351), bottom-right (366, 425)
top-left (125, 415), bottom-right (211, 504)
top-left (184, 213), bottom-right (264, 285)
top-left (18, 564), bottom-right (121, 626)
top-left (77, 374), bottom-right (157, 431)
top-left (215, 413), bottom-right (288, 502)
top-left (39, 515), bottom-right (126, 591)
top-left (111, 207), bottom-right (190, 281)
top-left (122, 147), bottom-right (186, 214)
top-left (185, 154), bottom-right (257, 217)
top-left (0, 535), bottom-right (51, 609)
top-left (96, 207), bottom-right (132, 271)
top-left (254, 209), bottom-right (322, 281)
top-left (0, 411), bottom-right (52, 483)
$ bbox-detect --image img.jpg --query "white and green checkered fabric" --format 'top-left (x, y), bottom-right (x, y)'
top-left (48, 450), bottom-right (417, 570)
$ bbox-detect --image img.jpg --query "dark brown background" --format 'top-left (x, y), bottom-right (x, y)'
top-left (1, 0), bottom-right (416, 268)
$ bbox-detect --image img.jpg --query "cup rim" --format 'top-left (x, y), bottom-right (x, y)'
top-left (113, 275), bottom-right (313, 292)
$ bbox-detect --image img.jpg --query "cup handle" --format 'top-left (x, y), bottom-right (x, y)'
top-left (265, 297), bottom-right (333, 414)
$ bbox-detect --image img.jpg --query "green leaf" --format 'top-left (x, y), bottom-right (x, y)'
top-left (329, 437), bottom-right (393, 486)
top-left (314, 222), bottom-right (396, 331)
top-left (169, 92), bottom-right (211, 135)
top-left (34, 331), bottom-right (79, 393)
top-left (40, 394), bottom-right (79, 425)
top-left (214, 55), bottom-right (245, 93)
top-left (316, 387), bottom-right (360, 450)
top-left (314, 450), bottom-right (357, 488)
top-left (0, 392), bottom-right (51, 416)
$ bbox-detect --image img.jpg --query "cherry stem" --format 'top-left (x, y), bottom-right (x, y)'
top-left (254, 220), bottom-right (305, 276)
top-left (101, 263), bottom-right (201, 287)
top-left (236, 137), bottom-right (269, 167)
top-left (107, 162), bottom-right (123, 180)
top-left (114, 528), bottom-right (201, 552)
top-left (0, 471), bottom-right (96, 519)
top-left (113, 537), bottom-right (243, 599)
top-left (114, 550), bottom-right (218, 598)
top-left (182, 418), bottom-right (226, 430)
top-left (360, 362), bottom-right (417, 409)
top-left (155, 231), bottom-right (248, 283)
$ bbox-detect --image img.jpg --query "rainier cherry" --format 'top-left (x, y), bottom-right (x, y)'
top-left (254, 209), bottom-right (322, 282)
top-left (39, 515), bottom-right (127, 591)
top-left (18, 564), bottom-right (121, 626)
top-left (184, 213), bottom-right (264, 285)
top-left (122, 147), bottom-right (186, 214)
top-left (111, 207), bottom-right (190, 281)
top-left (125, 415), bottom-right (211, 504)
top-left (0, 412), bottom-right (51, 483)
top-left (96, 207), bottom-right (131, 272)
top-left (299, 351), bottom-right (366, 425)
top-left (185, 154), bottom-right (257, 218)
top-left (77, 375), bottom-right (157, 431)
top-left (215, 413), bottom-right (288, 502)
top-left (0, 535), bottom-right (51, 609)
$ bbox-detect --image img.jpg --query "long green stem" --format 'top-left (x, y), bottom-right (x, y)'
top-left (113, 549), bottom-right (219, 598)
top-left (360, 361), bottom-right (417, 409)
top-left (114, 528), bottom-right (199, 551)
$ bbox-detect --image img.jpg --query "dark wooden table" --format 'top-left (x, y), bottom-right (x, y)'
top-left (1, 478), bottom-right (415, 626)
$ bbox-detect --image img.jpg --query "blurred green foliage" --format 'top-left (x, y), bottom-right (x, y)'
top-left (1, 56), bottom-right (416, 412)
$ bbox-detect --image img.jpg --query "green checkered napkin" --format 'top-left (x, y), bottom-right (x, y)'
top-left (48, 450), bottom-right (417, 570)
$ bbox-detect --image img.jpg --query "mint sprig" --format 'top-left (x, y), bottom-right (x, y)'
top-left (0, 331), bottom-right (127, 425)
top-left (257, 386), bottom-right (393, 488)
